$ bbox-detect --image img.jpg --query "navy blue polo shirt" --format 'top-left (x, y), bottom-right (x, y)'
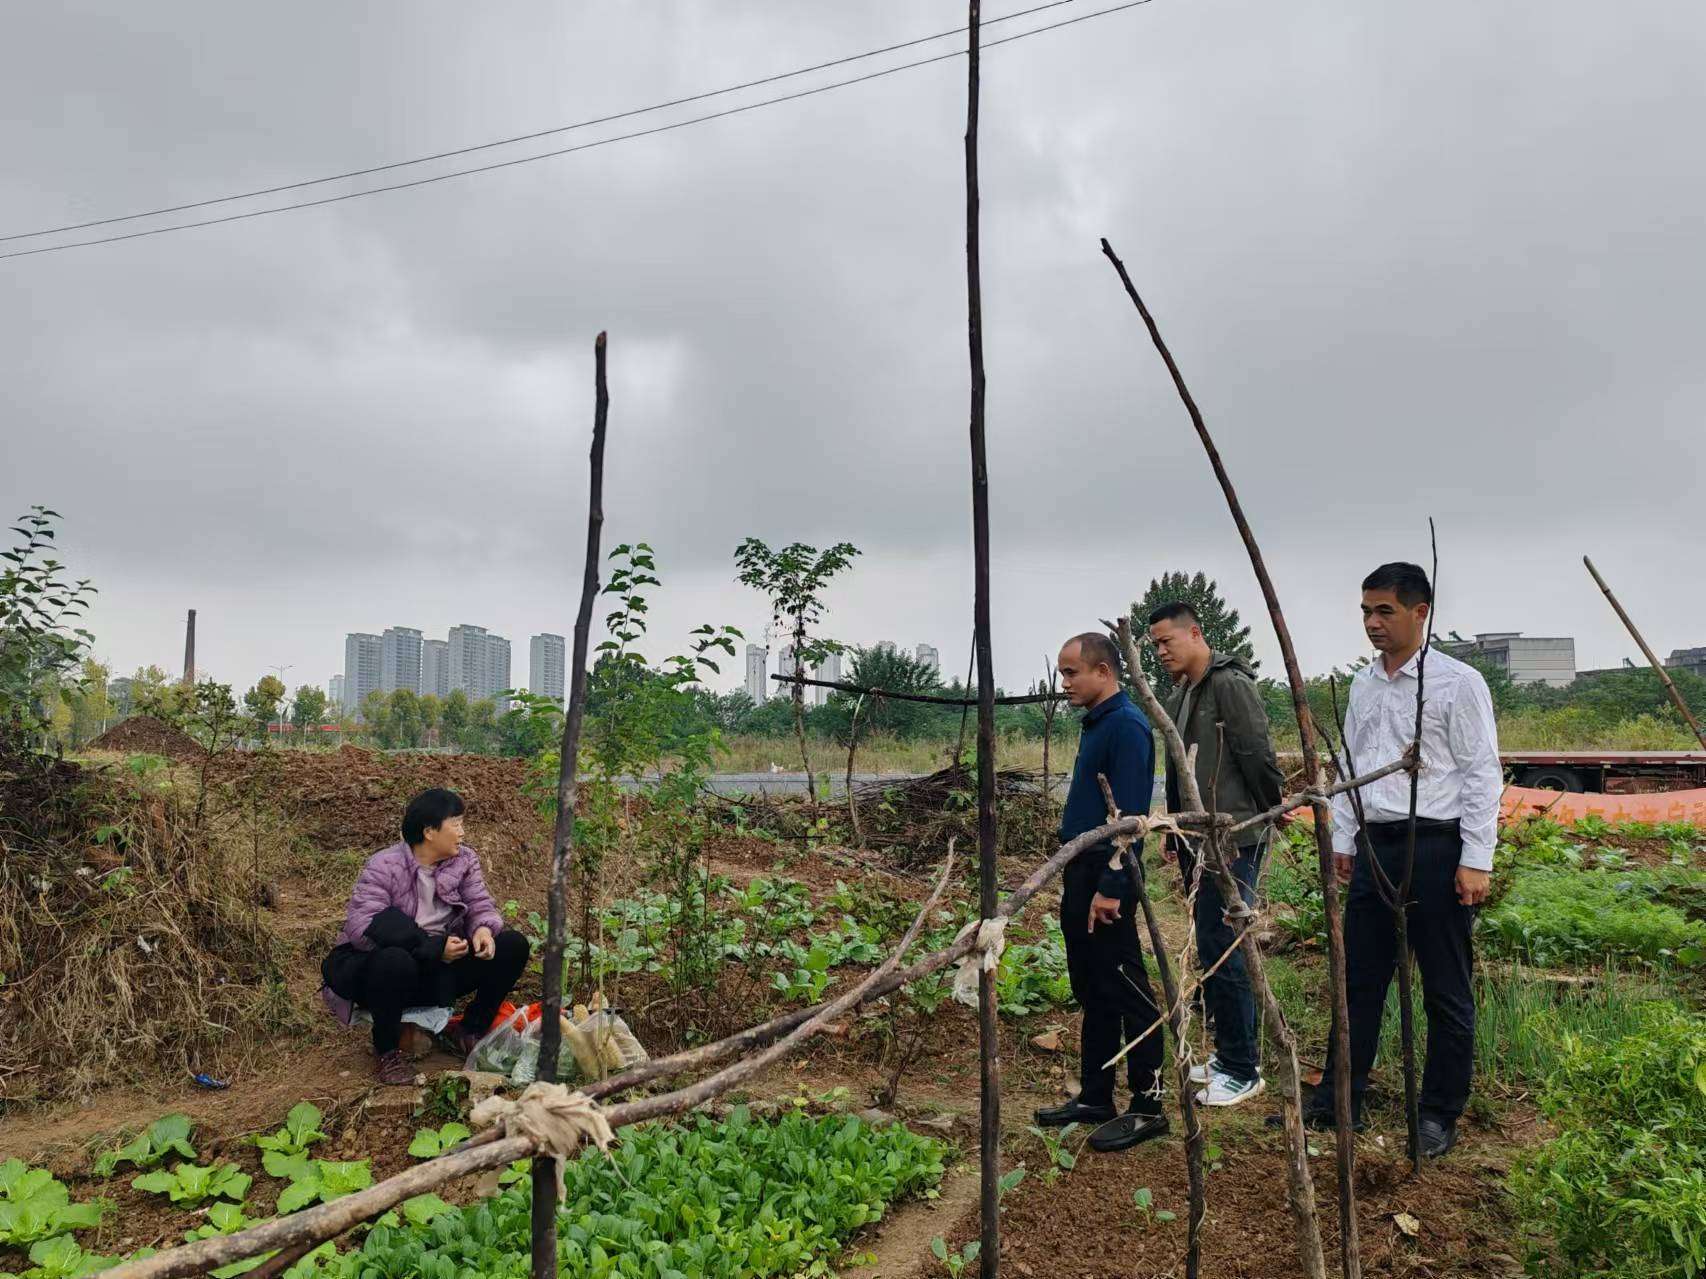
top-left (1059, 689), bottom-right (1155, 896)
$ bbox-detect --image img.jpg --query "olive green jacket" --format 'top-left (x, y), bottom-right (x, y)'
top-left (1162, 651), bottom-right (1285, 844)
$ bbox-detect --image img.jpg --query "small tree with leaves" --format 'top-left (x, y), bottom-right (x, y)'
top-left (1130, 570), bottom-right (1257, 690)
top-left (734, 538), bottom-right (860, 797)
top-left (290, 685), bottom-right (329, 740)
top-left (243, 674), bottom-right (287, 741)
top-left (0, 506), bottom-right (97, 743)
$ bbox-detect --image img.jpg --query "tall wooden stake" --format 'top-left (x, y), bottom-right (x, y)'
top-left (1584, 555), bottom-right (1706, 749)
top-left (1101, 240), bottom-right (1359, 1278)
top-left (964, 4), bottom-right (1002, 1275)
top-left (531, 331), bottom-right (610, 1279)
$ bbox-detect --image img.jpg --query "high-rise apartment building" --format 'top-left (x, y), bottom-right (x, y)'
top-left (342, 633), bottom-right (382, 715)
top-left (812, 651), bottom-right (842, 705)
top-left (328, 674), bottom-right (345, 707)
top-left (530, 633), bottom-right (566, 703)
top-left (915, 644), bottom-right (940, 675)
top-left (447, 624), bottom-right (512, 708)
top-left (875, 640), bottom-right (898, 658)
top-left (381, 626), bottom-right (423, 694)
top-left (420, 640), bottom-right (449, 698)
top-left (745, 644), bottom-right (769, 704)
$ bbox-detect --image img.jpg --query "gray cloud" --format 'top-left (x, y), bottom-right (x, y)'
top-left (4, 0), bottom-right (1702, 696)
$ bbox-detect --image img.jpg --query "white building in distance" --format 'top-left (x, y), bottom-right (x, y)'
top-left (420, 639), bottom-right (449, 698)
top-left (813, 651), bottom-right (842, 705)
top-left (448, 624), bottom-right (513, 710)
top-left (745, 644), bottom-right (769, 704)
top-left (916, 644), bottom-right (940, 675)
top-left (381, 626), bottom-right (423, 695)
top-left (328, 674), bottom-right (345, 707)
top-left (530, 633), bottom-right (566, 703)
top-left (342, 633), bottom-right (382, 715)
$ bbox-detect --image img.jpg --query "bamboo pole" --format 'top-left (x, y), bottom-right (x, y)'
top-left (1112, 618), bottom-right (1328, 1279)
top-left (532, 330), bottom-right (610, 1276)
top-left (962, 5), bottom-right (1003, 1275)
top-left (1583, 555), bottom-right (1706, 749)
top-left (1101, 240), bottom-right (1360, 1278)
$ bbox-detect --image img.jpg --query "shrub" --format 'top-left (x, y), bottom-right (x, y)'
top-left (1480, 866), bottom-right (1706, 969)
top-left (1511, 1004), bottom-right (1706, 1276)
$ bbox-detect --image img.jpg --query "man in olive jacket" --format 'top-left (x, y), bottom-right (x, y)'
top-left (1149, 602), bottom-right (1286, 1107)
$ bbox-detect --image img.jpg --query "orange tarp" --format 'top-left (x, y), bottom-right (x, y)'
top-left (1290, 785), bottom-right (1706, 827)
top-left (1498, 784), bottom-right (1706, 826)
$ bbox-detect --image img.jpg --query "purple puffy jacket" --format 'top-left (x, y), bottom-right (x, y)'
top-left (321, 842), bottom-right (505, 1024)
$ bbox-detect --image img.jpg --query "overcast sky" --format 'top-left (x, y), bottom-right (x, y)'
top-left (5, 0), bottom-right (1703, 700)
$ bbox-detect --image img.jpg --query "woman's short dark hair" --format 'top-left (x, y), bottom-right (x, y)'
top-left (402, 788), bottom-right (465, 847)
top-left (1361, 562), bottom-right (1433, 607)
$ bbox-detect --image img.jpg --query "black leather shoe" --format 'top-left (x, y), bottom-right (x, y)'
top-left (1264, 1106), bottom-right (1365, 1133)
top-left (1088, 1111), bottom-right (1170, 1153)
top-left (1414, 1118), bottom-right (1457, 1159)
top-left (1033, 1098), bottom-right (1117, 1127)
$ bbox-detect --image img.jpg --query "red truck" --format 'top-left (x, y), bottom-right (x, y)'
top-left (1502, 750), bottom-right (1706, 793)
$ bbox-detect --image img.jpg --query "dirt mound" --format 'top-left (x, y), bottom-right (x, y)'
top-left (88, 714), bottom-right (201, 761)
top-left (216, 747), bottom-right (551, 863)
top-left (1, 728), bottom-right (292, 1104)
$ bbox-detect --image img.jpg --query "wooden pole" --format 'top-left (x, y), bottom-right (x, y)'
top-left (1097, 775), bottom-right (1206, 1279)
top-left (963, 5), bottom-right (1002, 1274)
top-left (1584, 555), bottom-right (1706, 749)
top-left (1113, 620), bottom-right (1327, 1279)
top-left (1101, 240), bottom-right (1360, 1278)
top-left (531, 331), bottom-right (610, 1278)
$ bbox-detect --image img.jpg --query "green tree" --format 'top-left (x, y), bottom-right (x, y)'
top-left (290, 685), bottom-right (329, 740)
top-left (0, 506), bottom-right (97, 740)
top-left (440, 688), bottom-right (470, 749)
top-left (1130, 570), bottom-right (1257, 690)
top-left (734, 537), bottom-right (860, 796)
top-left (388, 688), bottom-right (424, 748)
top-left (243, 674), bottom-right (287, 739)
top-left (830, 645), bottom-right (944, 741)
top-left (418, 693), bottom-right (442, 745)
top-left (361, 689), bottom-right (392, 745)
top-left (62, 656), bottom-right (113, 747)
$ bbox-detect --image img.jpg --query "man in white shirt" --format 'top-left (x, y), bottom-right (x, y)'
top-left (1307, 561), bottom-right (1501, 1158)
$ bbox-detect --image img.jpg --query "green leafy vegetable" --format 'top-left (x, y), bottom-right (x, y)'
top-left (274, 1161), bottom-right (373, 1214)
top-left (406, 1123), bottom-right (471, 1159)
top-left (1, 1234), bottom-right (120, 1279)
top-left (92, 1114), bottom-right (196, 1177)
top-left (131, 1162), bottom-right (251, 1207)
top-left (253, 1104), bottom-right (327, 1160)
top-left (0, 1161), bottom-right (105, 1246)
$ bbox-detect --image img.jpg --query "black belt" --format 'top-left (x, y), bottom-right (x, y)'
top-left (1367, 817), bottom-right (1460, 836)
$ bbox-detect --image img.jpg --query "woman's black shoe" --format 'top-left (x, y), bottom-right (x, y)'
top-left (1088, 1111), bottom-right (1170, 1153)
top-left (1032, 1099), bottom-right (1117, 1127)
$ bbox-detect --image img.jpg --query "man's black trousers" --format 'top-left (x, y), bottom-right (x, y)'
top-left (1319, 820), bottom-right (1476, 1124)
top-left (1060, 856), bottom-right (1163, 1114)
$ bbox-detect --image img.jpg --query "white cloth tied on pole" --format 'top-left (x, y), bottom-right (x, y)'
top-left (469, 1082), bottom-right (614, 1196)
top-left (950, 916), bottom-right (1008, 1008)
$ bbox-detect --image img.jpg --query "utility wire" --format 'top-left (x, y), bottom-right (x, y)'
top-left (1, 0), bottom-right (1086, 245)
top-left (3, 0), bottom-right (1155, 262)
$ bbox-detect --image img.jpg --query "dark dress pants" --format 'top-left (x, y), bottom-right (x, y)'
top-left (1318, 821), bottom-right (1476, 1124)
top-left (1060, 856), bottom-right (1164, 1115)
top-left (346, 929), bottom-right (531, 1054)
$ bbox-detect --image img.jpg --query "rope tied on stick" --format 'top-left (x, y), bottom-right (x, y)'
top-left (950, 916), bottom-right (1009, 1008)
top-left (470, 1083), bottom-right (614, 1197)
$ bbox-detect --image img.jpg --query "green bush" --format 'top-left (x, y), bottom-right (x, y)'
top-left (1480, 866), bottom-right (1706, 969)
top-left (1511, 1004), bottom-right (1706, 1277)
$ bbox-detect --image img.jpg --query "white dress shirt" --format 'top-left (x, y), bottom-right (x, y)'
top-left (1328, 646), bottom-right (1502, 871)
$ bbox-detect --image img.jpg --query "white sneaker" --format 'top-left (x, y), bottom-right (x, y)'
top-left (1188, 1056), bottom-right (1221, 1086)
top-left (1196, 1070), bottom-right (1265, 1107)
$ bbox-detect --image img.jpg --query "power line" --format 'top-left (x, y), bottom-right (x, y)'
top-left (1, 0), bottom-right (1087, 245)
top-left (2, 0), bottom-right (1155, 262)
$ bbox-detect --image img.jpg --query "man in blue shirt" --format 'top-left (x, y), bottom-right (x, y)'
top-left (1032, 632), bottom-right (1169, 1153)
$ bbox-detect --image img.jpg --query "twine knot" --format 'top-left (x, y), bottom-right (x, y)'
top-left (469, 1082), bottom-right (614, 1196)
top-left (951, 916), bottom-right (1009, 1008)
